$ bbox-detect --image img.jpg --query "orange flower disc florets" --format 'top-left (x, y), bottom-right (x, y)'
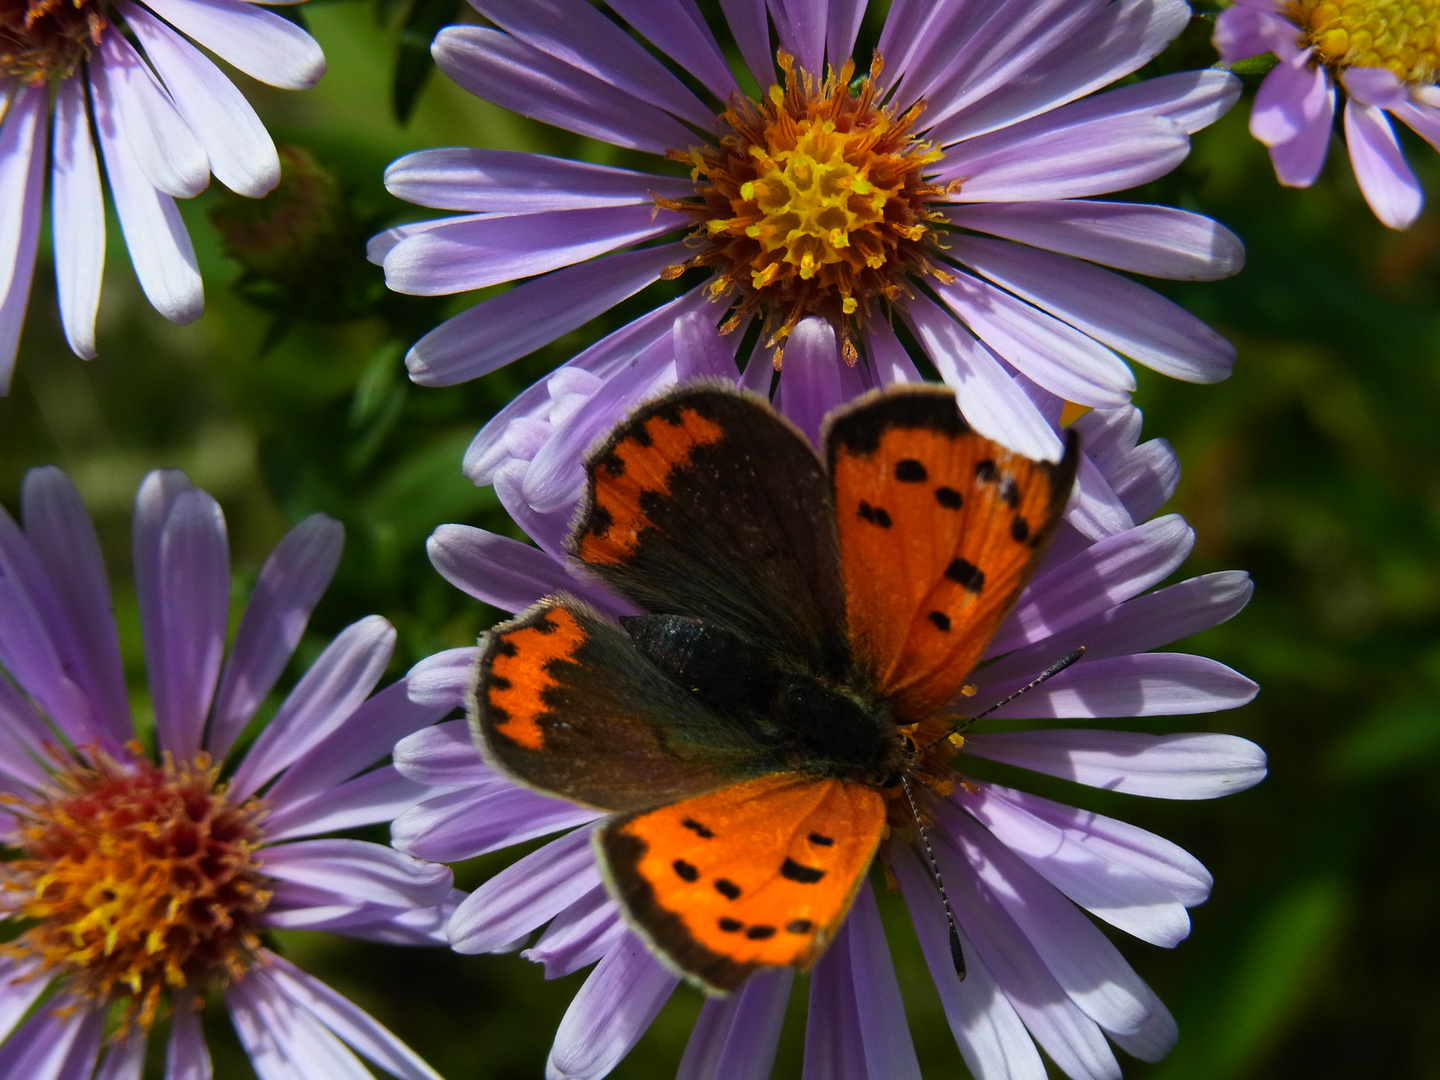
top-left (0, 745), bottom-right (271, 1031)
top-left (659, 51), bottom-right (954, 367)
top-left (1, 0), bottom-right (107, 83)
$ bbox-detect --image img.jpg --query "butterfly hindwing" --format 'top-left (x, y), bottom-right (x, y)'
top-left (597, 773), bottom-right (886, 993)
top-left (572, 386), bottom-right (850, 677)
top-left (826, 387), bottom-right (1080, 718)
top-left (472, 597), bottom-right (771, 812)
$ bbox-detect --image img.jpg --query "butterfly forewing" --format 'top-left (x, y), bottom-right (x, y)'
top-left (571, 387), bottom-right (850, 677)
top-left (597, 773), bottom-right (886, 994)
top-left (473, 597), bottom-right (773, 812)
top-left (826, 388), bottom-right (1079, 719)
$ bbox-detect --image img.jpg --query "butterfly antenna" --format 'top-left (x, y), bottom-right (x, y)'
top-left (900, 775), bottom-right (966, 981)
top-left (914, 646), bottom-right (1086, 756)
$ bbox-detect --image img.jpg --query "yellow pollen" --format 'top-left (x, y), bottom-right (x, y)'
top-left (1289, 0), bottom-right (1440, 83)
top-left (1, 0), bottom-right (108, 83)
top-left (656, 49), bottom-right (953, 366)
top-left (1, 745), bottom-right (271, 1033)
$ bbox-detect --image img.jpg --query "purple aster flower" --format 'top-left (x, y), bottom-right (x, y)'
top-left (396, 395), bottom-right (1265, 1080)
top-left (375, 0), bottom-right (1244, 464)
top-left (0, 0), bottom-right (325, 392)
top-left (1216, 0), bottom-right (1440, 229)
top-left (0, 466), bottom-right (468, 1079)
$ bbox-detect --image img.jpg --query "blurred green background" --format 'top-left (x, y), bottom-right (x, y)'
top-left (2, 2), bottom-right (1439, 1077)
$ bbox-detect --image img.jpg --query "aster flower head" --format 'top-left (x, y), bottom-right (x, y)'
top-left (376, 0), bottom-right (1245, 466)
top-left (1216, 0), bottom-right (1440, 228)
top-left (0, 0), bottom-right (325, 392)
top-left (397, 387), bottom-right (1266, 1080)
top-left (0, 467), bottom-right (469, 1079)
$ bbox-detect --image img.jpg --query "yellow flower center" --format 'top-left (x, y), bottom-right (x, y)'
top-left (1, 745), bottom-right (271, 1032)
top-left (659, 51), bottom-right (952, 366)
top-left (1290, 0), bottom-right (1440, 83)
top-left (0, 0), bottom-right (107, 83)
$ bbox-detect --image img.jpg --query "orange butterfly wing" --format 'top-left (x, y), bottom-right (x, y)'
top-left (596, 773), bottom-right (885, 993)
top-left (826, 387), bottom-right (1079, 720)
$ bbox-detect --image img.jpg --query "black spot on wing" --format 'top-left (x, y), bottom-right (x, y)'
top-left (1011, 516), bottom-right (1030, 542)
top-left (714, 878), bottom-right (741, 900)
top-left (488, 674), bottom-right (511, 691)
top-left (1000, 478), bottom-right (1020, 509)
top-left (786, 919), bottom-right (814, 934)
top-left (673, 859), bottom-right (699, 882)
top-left (492, 637), bottom-right (518, 658)
top-left (929, 611), bottom-right (952, 632)
top-left (975, 459), bottom-right (997, 483)
top-left (745, 925), bottom-right (776, 940)
top-left (718, 917), bottom-right (743, 933)
top-left (857, 501), bottom-right (892, 528)
top-left (894, 459), bottom-right (927, 482)
top-left (945, 559), bottom-right (985, 593)
top-left (935, 486), bottom-right (962, 510)
top-left (780, 858), bottom-right (826, 884)
top-left (808, 833), bottom-right (834, 846)
top-left (682, 818), bottom-right (714, 839)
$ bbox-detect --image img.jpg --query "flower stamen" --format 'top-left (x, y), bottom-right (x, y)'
top-left (1289, 0), bottom-right (1440, 83)
top-left (1, 0), bottom-right (108, 83)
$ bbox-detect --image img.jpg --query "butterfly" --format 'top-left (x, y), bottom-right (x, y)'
top-left (469, 383), bottom-right (1078, 994)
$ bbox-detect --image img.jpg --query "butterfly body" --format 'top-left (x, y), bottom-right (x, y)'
top-left (470, 384), bottom-right (1078, 993)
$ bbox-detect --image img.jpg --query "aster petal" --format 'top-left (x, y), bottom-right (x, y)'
top-left (0, 506), bottom-right (104, 746)
top-left (804, 879), bottom-right (923, 1080)
top-left (1066, 454), bottom-right (1134, 542)
top-left (383, 204), bottom-right (684, 296)
top-left (227, 968), bottom-right (376, 1080)
top-left (927, 0), bottom-right (1195, 142)
top-left (296, 890), bottom-right (462, 947)
top-left (768, 0), bottom-right (824, 74)
top-left (98, 30), bottom-right (208, 198)
top-left (523, 885), bottom-right (628, 979)
top-left (0, 674), bottom-right (54, 788)
top-left (775, 317), bottom-right (850, 445)
top-left (861, 319), bottom-right (924, 385)
top-left (462, 289), bottom-right (709, 483)
top-left (407, 242), bottom-right (684, 386)
top-left (207, 513), bottom-right (344, 759)
top-left (945, 201), bottom-right (1245, 282)
top-left (139, 0), bottom-right (324, 89)
top-left (978, 652), bottom-right (1258, 719)
top-left (137, 486), bottom-right (229, 760)
top-left (1390, 97), bottom-right (1440, 153)
top-left (1339, 65), bottom-right (1408, 110)
top-left (470, 0), bottom-right (716, 129)
top-left (228, 616), bottom-right (395, 799)
top-left (96, 1032), bottom-right (146, 1080)
top-left (167, 1000), bottom-right (210, 1080)
top-left (939, 114), bottom-right (1190, 201)
top-left (718, 0), bottom-right (774, 89)
top-left (433, 26), bottom-right (697, 155)
top-left (931, 269), bottom-right (1134, 407)
top-left (385, 149), bottom-right (690, 213)
top-left (1252, 59), bottom-right (1335, 186)
top-left (50, 79), bottom-right (105, 361)
top-left (609, 0), bottom-right (740, 100)
top-left (1214, 4), bottom-right (1307, 64)
top-left (123, 4), bottom-right (280, 197)
top-left (984, 571), bottom-right (1253, 687)
top-left (960, 783), bottom-right (1190, 946)
top-left (0, 83), bottom-right (44, 394)
top-left (0, 957), bottom-right (48, 1043)
top-left (546, 934), bottom-right (679, 1080)
top-left (902, 294), bottom-right (1063, 462)
top-left (1107, 990), bottom-right (1178, 1061)
top-left (894, 848), bottom-right (1047, 1080)
top-left (0, 996), bottom-right (105, 1080)
top-left (20, 468), bottom-right (131, 743)
top-left (263, 955), bottom-right (443, 1080)
top-left (263, 766), bottom-right (427, 841)
top-left (263, 838), bottom-right (452, 909)
top-left (679, 968), bottom-right (793, 1080)
top-left (963, 730), bottom-right (1269, 799)
top-left (991, 514), bottom-right (1193, 654)
top-left (90, 67), bottom-right (203, 324)
top-left (952, 235), bottom-right (1235, 383)
top-left (448, 824), bottom-right (603, 953)
top-left (392, 719), bottom-right (485, 788)
top-left (427, 525), bottom-right (591, 615)
top-left (934, 836), bottom-right (1123, 1080)
top-left (1344, 98), bottom-right (1423, 230)
top-left (942, 807), bottom-right (1158, 1035)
